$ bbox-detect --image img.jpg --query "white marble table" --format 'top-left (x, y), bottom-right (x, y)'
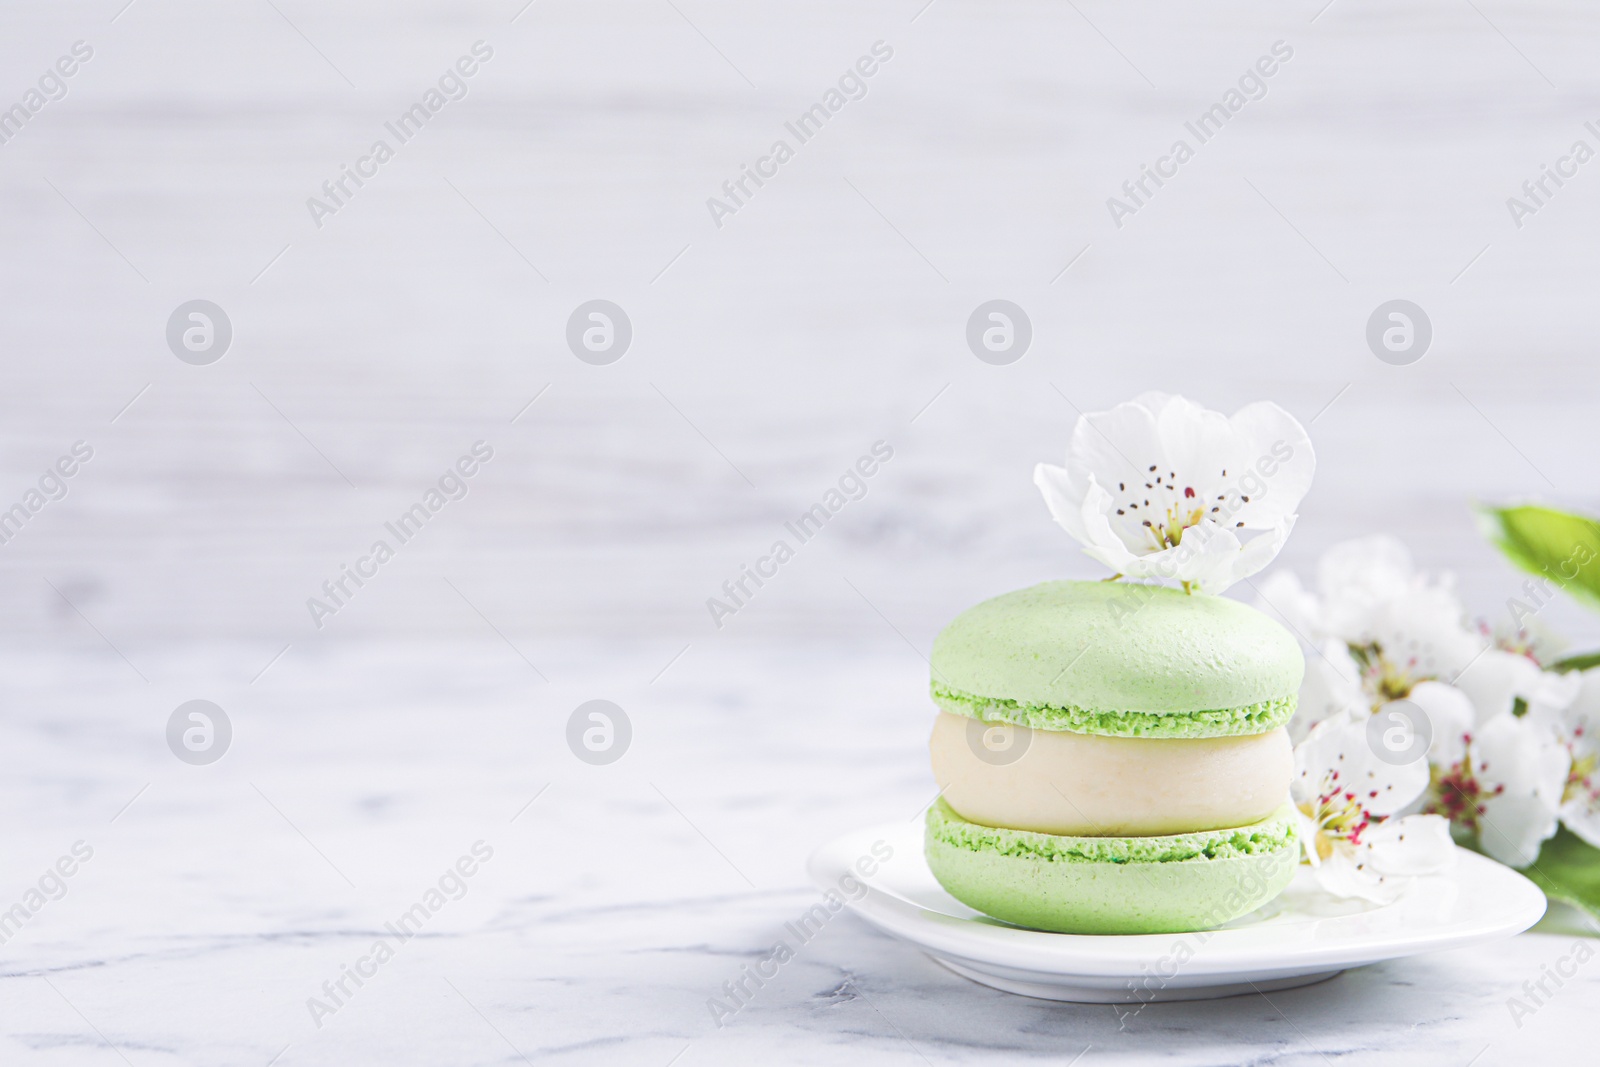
top-left (1, 638), bottom-right (1593, 1065)
top-left (5, 0), bottom-right (1600, 1061)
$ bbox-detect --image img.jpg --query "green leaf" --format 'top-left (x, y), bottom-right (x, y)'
top-left (1521, 827), bottom-right (1600, 926)
top-left (1551, 650), bottom-right (1600, 674)
top-left (1478, 504), bottom-right (1600, 613)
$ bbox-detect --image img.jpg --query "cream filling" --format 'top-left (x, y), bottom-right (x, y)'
top-left (930, 711), bottom-right (1292, 837)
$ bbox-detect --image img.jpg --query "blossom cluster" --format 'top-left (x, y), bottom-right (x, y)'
top-left (1257, 537), bottom-right (1599, 899)
top-left (1035, 393), bottom-right (1598, 905)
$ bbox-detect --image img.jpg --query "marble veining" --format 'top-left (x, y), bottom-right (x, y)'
top-left (0, 640), bottom-right (1593, 1064)
top-left (3, 0), bottom-right (1599, 1062)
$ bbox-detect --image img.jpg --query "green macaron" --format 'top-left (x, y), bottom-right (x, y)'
top-left (924, 580), bottom-right (1305, 933)
top-left (926, 799), bottom-right (1300, 934)
top-left (930, 580), bottom-right (1304, 739)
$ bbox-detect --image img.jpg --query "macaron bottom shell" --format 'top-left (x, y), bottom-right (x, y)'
top-left (925, 800), bottom-right (1300, 935)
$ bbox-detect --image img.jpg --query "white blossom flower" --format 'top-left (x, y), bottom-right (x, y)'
top-left (1034, 392), bottom-right (1314, 594)
top-left (1401, 680), bottom-right (1477, 766)
top-left (1292, 712), bottom-right (1455, 903)
top-left (1453, 647), bottom-right (1580, 725)
top-left (1262, 534), bottom-right (1596, 870)
top-left (1255, 538), bottom-right (1487, 756)
top-left (1268, 537), bottom-right (1485, 693)
top-left (1538, 667), bottom-right (1600, 850)
top-left (1287, 639), bottom-right (1369, 744)
top-left (1426, 712), bottom-right (1571, 867)
top-left (1419, 642), bottom-right (1580, 866)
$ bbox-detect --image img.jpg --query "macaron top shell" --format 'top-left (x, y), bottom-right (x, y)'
top-left (930, 580), bottom-right (1303, 738)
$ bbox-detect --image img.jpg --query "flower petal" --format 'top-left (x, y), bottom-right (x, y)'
top-left (1566, 667), bottom-right (1600, 735)
top-left (1292, 711), bottom-right (1429, 815)
top-left (1310, 847), bottom-right (1408, 904)
top-left (1251, 569), bottom-right (1323, 641)
top-left (1288, 642), bottom-right (1367, 743)
top-left (1221, 401), bottom-right (1316, 528)
top-left (1153, 395), bottom-right (1237, 506)
top-left (1076, 476), bottom-right (1141, 572)
top-left (1477, 793), bottom-right (1560, 868)
top-left (1128, 390), bottom-right (1176, 413)
top-left (1362, 814), bottom-right (1456, 877)
top-left (1312, 815), bottom-right (1454, 904)
top-left (1456, 649), bottom-right (1579, 727)
top-left (1066, 397), bottom-right (1164, 507)
top-left (1471, 713), bottom-right (1569, 867)
top-left (1314, 536), bottom-right (1418, 638)
top-left (1113, 517), bottom-right (1241, 591)
top-left (1226, 515), bottom-right (1295, 587)
top-left (1560, 798), bottom-right (1600, 851)
top-left (1292, 711), bottom-right (1352, 806)
top-left (1364, 586), bottom-right (1484, 683)
top-left (1034, 462), bottom-right (1089, 544)
top-left (1407, 680), bottom-right (1475, 768)
top-left (1036, 394), bottom-right (1315, 593)
top-left (1473, 713), bottom-right (1569, 807)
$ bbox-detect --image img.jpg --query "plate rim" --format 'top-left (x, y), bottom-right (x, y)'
top-left (810, 819), bottom-right (1547, 978)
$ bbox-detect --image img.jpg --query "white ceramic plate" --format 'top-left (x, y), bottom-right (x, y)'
top-left (809, 819), bottom-right (1546, 1003)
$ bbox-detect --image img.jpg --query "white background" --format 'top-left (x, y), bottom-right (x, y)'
top-left (1, 2), bottom-right (1598, 1064)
